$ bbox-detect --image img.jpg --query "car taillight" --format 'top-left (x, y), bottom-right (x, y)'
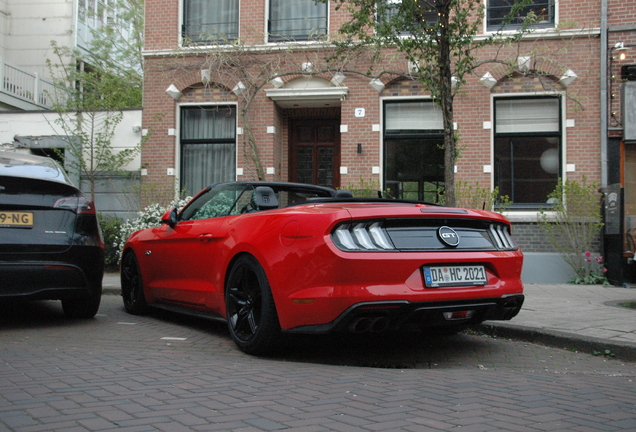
top-left (489, 223), bottom-right (517, 251)
top-left (332, 222), bottom-right (395, 251)
top-left (54, 197), bottom-right (96, 214)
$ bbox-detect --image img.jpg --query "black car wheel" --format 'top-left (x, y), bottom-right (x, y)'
top-left (61, 286), bottom-right (102, 319)
top-left (225, 255), bottom-right (281, 355)
top-left (121, 251), bottom-right (149, 315)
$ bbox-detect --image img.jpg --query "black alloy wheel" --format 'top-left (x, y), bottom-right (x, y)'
top-left (225, 255), bottom-right (281, 355)
top-left (121, 251), bottom-right (149, 315)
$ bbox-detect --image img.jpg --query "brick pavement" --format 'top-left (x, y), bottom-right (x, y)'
top-left (104, 273), bottom-right (636, 360)
top-left (1, 295), bottom-right (635, 431)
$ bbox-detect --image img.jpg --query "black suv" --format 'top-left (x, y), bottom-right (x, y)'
top-left (0, 151), bottom-right (104, 318)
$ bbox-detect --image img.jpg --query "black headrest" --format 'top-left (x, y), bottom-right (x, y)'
top-left (333, 189), bottom-right (354, 198)
top-left (254, 186), bottom-right (279, 210)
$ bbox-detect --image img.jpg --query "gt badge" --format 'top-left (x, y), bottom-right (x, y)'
top-left (438, 226), bottom-right (459, 247)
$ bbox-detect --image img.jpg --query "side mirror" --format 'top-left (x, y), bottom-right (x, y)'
top-left (161, 207), bottom-right (178, 228)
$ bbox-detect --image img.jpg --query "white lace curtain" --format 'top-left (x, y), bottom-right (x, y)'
top-left (185, 0), bottom-right (239, 42)
top-left (269, 0), bottom-right (327, 40)
top-left (181, 106), bottom-right (236, 195)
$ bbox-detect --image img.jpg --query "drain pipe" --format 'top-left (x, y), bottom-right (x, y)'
top-left (600, 0), bottom-right (608, 188)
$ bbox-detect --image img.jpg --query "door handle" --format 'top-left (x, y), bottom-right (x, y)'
top-left (198, 233), bottom-right (214, 242)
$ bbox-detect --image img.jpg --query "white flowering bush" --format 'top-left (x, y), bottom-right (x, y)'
top-left (114, 196), bottom-right (192, 262)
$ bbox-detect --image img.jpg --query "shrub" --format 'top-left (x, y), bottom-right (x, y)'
top-left (537, 177), bottom-right (607, 284)
top-left (98, 214), bottom-right (124, 269)
top-left (438, 181), bottom-right (511, 212)
top-left (114, 195), bottom-right (192, 262)
top-left (341, 176), bottom-right (386, 198)
top-left (455, 181), bottom-right (511, 212)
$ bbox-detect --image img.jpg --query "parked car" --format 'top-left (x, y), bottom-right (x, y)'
top-left (0, 151), bottom-right (104, 318)
top-left (121, 181), bottom-right (524, 355)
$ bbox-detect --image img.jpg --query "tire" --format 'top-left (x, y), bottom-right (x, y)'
top-left (62, 286), bottom-right (102, 319)
top-left (225, 255), bottom-right (281, 355)
top-left (121, 251), bottom-right (149, 315)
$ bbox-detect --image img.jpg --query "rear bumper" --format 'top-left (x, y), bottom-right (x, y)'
top-left (283, 294), bottom-right (525, 334)
top-left (0, 260), bottom-right (103, 301)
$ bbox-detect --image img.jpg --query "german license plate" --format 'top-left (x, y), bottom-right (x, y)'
top-left (0, 211), bottom-right (34, 227)
top-left (423, 265), bottom-right (487, 287)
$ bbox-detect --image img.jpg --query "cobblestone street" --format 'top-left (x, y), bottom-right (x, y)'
top-left (1, 295), bottom-right (635, 431)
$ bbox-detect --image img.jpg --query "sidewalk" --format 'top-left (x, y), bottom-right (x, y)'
top-left (102, 272), bottom-right (636, 361)
top-left (480, 283), bottom-right (636, 362)
top-left (102, 272), bottom-right (120, 295)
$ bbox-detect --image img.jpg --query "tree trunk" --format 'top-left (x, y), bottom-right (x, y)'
top-left (438, 1), bottom-right (456, 207)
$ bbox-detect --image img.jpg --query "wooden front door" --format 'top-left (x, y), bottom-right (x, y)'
top-left (289, 118), bottom-right (340, 188)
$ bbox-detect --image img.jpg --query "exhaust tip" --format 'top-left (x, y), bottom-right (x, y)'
top-left (348, 317), bottom-right (373, 333)
top-left (371, 317), bottom-right (390, 332)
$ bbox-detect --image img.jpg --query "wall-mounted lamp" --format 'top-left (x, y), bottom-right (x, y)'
top-left (614, 42), bottom-right (628, 61)
top-left (330, 72), bottom-right (346, 86)
top-left (232, 81), bottom-right (247, 96)
top-left (559, 69), bottom-right (578, 87)
top-left (368, 78), bottom-right (385, 93)
top-left (165, 84), bottom-right (182, 100)
top-left (132, 125), bottom-right (142, 133)
top-left (479, 72), bottom-right (497, 89)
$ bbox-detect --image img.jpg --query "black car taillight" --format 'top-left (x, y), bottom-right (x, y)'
top-left (332, 222), bottom-right (395, 251)
top-left (54, 197), bottom-right (96, 214)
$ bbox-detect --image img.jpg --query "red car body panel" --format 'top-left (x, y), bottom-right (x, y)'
top-left (124, 183), bottom-right (524, 335)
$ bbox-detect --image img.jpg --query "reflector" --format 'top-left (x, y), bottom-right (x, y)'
top-left (443, 310), bottom-right (475, 320)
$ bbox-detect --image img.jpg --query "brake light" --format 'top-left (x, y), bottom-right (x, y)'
top-left (332, 221), bottom-right (395, 251)
top-left (488, 224), bottom-right (517, 251)
top-left (54, 197), bottom-right (96, 214)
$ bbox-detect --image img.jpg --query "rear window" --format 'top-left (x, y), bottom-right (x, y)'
top-left (0, 176), bottom-right (81, 208)
top-left (269, 185), bottom-right (333, 207)
top-left (0, 153), bottom-right (71, 184)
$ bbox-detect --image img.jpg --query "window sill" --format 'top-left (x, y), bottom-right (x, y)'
top-left (500, 211), bottom-right (544, 223)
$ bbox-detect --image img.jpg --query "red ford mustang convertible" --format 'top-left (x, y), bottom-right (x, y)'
top-left (121, 181), bottom-right (524, 355)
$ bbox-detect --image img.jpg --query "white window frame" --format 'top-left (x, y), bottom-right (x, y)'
top-left (179, 0), bottom-right (241, 47)
top-left (489, 92), bottom-right (567, 220)
top-left (483, 0), bottom-right (559, 35)
top-left (175, 102), bottom-right (240, 193)
top-left (380, 96), bottom-right (445, 201)
top-left (265, 0), bottom-right (330, 45)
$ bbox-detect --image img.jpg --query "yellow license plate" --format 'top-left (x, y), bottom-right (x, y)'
top-left (0, 211), bottom-right (34, 227)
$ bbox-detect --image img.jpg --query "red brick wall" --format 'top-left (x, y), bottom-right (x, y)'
top-left (141, 0), bottom-right (633, 201)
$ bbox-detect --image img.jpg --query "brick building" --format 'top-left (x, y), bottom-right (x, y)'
top-left (141, 0), bottom-right (636, 284)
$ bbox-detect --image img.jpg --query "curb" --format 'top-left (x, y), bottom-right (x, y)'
top-left (103, 272), bottom-right (119, 296)
top-left (477, 322), bottom-right (636, 363)
top-left (103, 287), bottom-right (120, 295)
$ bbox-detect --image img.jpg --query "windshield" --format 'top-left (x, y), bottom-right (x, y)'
top-left (180, 184), bottom-right (255, 221)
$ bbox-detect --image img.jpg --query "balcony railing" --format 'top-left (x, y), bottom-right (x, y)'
top-left (0, 57), bottom-right (56, 110)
